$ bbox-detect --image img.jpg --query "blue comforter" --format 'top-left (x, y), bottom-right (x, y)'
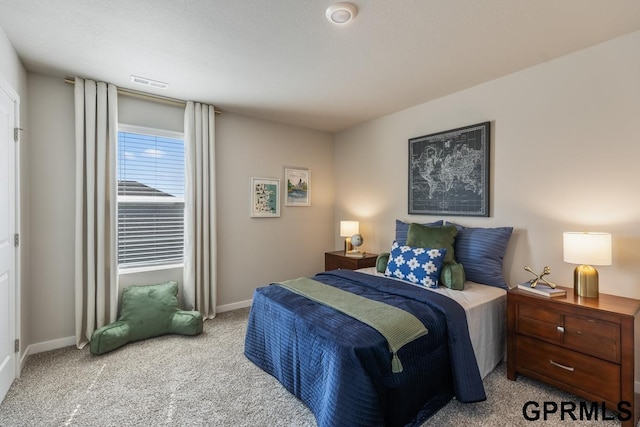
top-left (244, 270), bottom-right (485, 427)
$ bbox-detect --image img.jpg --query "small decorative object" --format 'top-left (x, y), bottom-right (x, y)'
top-left (284, 167), bottom-right (310, 206)
top-left (563, 232), bottom-right (612, 298)
top-left (523, 265), bottom-right (558, 288)
top-left (251, 177), bottom-right (280, 217)
top-left (345, 233), bottom-right (365, 258)
top-left (408, 122), bottom-right (490, 217)
top-left (340, 220), bottom-right (359, 253)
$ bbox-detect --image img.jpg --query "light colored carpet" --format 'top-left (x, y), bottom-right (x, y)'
top-left (0, 308), bottom-right (631, 426)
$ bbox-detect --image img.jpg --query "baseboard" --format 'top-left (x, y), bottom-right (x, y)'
top-left (22, 335), bottom-right (76, 368)
top-left (19, 348), bottom-right (29, 373)
top-left (217, 299), bottom-right (252, 313)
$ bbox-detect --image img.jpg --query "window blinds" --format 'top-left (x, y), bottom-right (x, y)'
top-left (117, 130), bottom-right (185, 268)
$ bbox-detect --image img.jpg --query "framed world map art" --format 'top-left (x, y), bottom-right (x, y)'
top-left (408, 121), bottom-right (490, 217)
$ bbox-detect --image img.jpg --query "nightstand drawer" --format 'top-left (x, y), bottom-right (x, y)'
top-left (564, 315), bottom-right (620, 362)
top-left (516, 335), bottom-right (620, 403)
top-left (516, 302), bottom-right (563, 344)
top-left (327, 257), bottom-right (358, 270)
top-left (515, 301), bottom-right (621, 362)
top-left (325, 258), bottom-right (340, 271)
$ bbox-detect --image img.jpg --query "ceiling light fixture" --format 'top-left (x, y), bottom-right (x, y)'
top-left (326, 2), bottom-right (358, 25)
top-left (130, 75), bottom-right (169, 90)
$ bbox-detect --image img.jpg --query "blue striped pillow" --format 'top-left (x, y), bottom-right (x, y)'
top-left (395, 219), bottom-right (443, 246)
top-left (451, 225), bottom-right (513, 289)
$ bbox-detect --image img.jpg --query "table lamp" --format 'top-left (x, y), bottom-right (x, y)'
top-left (340, 221), bottom-right (359, 253)
top-left (563, 232), bottom-right (612, 298)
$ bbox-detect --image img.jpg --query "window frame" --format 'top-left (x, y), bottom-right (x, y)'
top-left (116, 123), bottom-right (186, 273)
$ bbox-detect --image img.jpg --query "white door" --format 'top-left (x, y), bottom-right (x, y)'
top-left (0, 83), bottom-right (16, 403)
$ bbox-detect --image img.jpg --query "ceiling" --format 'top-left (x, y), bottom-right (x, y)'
top-left (1, 1), bottom-right (639, 133)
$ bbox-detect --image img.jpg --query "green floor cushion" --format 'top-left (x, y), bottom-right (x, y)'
top-left (90, 281), bottom-right (203, 355)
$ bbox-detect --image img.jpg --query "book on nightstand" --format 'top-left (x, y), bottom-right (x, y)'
top-left (517, 282), bottom-right (567, 297)
top-left (345, 251), bottom-right (366, 258)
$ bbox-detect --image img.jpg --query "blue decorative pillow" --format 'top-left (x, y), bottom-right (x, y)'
top-left (384, 241), bottom-right (447, 288)
top-left (449, 223), bottom-right (513, 289)
top-left (395, 219), bottom-right (443, 246)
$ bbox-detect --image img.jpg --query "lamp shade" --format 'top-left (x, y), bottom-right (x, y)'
top-left (340, 221), bottom-right (359, 237)
top-left (563, 232), bottom-right (612, 266)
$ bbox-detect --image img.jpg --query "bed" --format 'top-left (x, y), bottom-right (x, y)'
top-left (244, 221), bottom-right (511, 427)
top-left (358, 266), bottom-right (507, 380)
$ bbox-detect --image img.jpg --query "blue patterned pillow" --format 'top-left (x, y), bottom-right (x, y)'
top-left (384, 241), bottom-right (447, 288)
top-left (448, 223), bottom-right (513, 289)
top-left (395, 219), bottom-right (443, 246)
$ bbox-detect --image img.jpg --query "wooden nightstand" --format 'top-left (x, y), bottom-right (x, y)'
top-left (324, 250), bottom-right (378, 271)
top-left (507, 287), bottom-right (640, 426)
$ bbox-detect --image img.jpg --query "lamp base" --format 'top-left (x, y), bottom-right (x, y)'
top-left (574, 265), bottom-right (599, 298)
top-left (344, 237), bottom-right (353, 253)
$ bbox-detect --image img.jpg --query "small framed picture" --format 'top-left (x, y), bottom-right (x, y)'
top-left (251, 177), bottom-right (280, 217)
top-left (284, 167), bottom-right (310, 206)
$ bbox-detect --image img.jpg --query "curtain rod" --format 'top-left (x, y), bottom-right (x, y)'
top-left (64, 77), bottom-right (221, 114)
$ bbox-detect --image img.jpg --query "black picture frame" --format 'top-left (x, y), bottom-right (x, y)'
top-left (408, 121), bottom-right (490, 216)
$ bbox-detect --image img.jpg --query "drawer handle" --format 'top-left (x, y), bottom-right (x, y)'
top-left (549, 360), bottom-right (574, 372)
top-left (557, 326), bottom-right (564, 333)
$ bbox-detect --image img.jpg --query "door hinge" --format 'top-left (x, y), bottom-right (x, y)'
top-left (14, 234), bottom-right (19, 247)
top-left (14, 127), bottom-right (26, 142)
top-left (14, 339), bottom-right (19, 352)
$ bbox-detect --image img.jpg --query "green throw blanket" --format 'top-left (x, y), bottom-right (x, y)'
top-left (276, 277), bottom-right (428, 373)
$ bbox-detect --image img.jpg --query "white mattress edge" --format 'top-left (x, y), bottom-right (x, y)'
top-left (355, 267), bottom-right (507, 378)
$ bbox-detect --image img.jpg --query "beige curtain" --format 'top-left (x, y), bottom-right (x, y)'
top-left (74, 77), bottom-right (119, 348)
top-left (183, 101), bottom-right (217, 318)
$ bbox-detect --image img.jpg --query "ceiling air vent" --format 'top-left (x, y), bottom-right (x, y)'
top-left (130, 75), bottom-right (169, 90)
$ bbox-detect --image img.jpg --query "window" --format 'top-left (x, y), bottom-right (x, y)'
top-left (117, 125), bottom-right (185, 268)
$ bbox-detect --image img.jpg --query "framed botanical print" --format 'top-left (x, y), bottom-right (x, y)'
top-left (251, 177), bottom-right (280, 217)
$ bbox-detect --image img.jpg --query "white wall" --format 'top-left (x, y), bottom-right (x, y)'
top-left (25, 74), bottom-right (335, 348)
top-left (119, 96), bottom-right (184, 132)
top-left (26, 75), bottom-right (75, 345)
top-left (0, 27), bottom-right (26, 92)
top-left (216, 112), bottom-right (334, 307)
top-left (334, 31), bottom-right (640, 385)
